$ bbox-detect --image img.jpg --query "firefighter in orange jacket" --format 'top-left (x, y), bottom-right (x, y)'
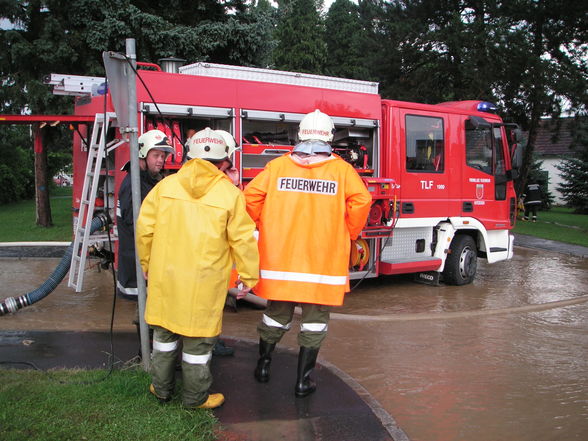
top-left (244, 109), bottom-right (371, 397)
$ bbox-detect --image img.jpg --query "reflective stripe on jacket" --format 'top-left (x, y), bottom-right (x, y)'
top-left (523, 183), bottom-right (542, 205)
top-left (136, 158), bottom-right (259, 337)
top-left (244, 153), bottom-right (371, 306)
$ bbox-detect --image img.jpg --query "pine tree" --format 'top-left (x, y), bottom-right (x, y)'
top-left (556, 157), bottom-right (588, 213)
top-left (324, 0), bottom-right (367, 79)
top-left (355, 0), bottom-right (387, 85)
top-left (555, 119), bottom-right (588, 213)
top-left (272, 0), bottom-right (327, 74)
top-left (0, 0), bottom-right (273, 212)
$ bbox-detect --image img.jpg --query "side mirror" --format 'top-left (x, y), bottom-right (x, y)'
top-left (507, 169), bottom-right (520, 181)
top-left (467, 116), bottom-right (491, 130)
top-left (511, 142), bottom-right (524, 170)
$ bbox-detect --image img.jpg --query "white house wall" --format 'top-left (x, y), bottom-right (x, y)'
top-left (542, 158), bottom-right (565, 204)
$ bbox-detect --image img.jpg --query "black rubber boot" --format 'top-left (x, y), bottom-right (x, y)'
top-left (254, 339), bottom-right (276, 383)
top-left (213, 339), bottom-right (235, 356)
top-left (295, 346), bottom-right (319, 398)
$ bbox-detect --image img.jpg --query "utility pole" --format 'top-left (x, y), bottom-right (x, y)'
top-left (103, 38), bottom-right (150, 370)
top-left (125, 39), bottom-right (151, 371)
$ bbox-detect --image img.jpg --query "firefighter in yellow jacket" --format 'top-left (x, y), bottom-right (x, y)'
top-left (244, 109), bottom-right (371, 397)
top-left (136, 128), bottom-right (259, 409)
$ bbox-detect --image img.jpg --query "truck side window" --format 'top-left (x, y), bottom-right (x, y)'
top-left (406, 115), bottom-right (444, 173)
top-left (465, 125), bottom-right (493, 174)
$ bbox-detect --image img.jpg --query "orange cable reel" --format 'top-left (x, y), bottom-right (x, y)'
top-left (349, 238), bottom-right (370, 271)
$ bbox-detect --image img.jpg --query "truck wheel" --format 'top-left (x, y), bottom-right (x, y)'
top-left (443, 234), bottom-right (477, 285)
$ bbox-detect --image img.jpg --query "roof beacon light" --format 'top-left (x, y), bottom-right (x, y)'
top-left (477, 101), bottom-right (497, 113)
top-left (91, 82), bottom-right (108, 96)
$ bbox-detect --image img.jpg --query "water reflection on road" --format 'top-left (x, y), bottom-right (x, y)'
top-left (1, 247), bottom-right (587, 441)
top-left (325, 303), bottom-right (588, 441)
top-left (325, 248), bottom-right (588, 441)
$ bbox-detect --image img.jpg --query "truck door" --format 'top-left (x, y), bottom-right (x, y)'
top-left (462, 116), bottom-right (510, 227)
top-left (398, 111), bottom-right (449, 217)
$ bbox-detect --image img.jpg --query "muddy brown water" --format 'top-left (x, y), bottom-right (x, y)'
top-left (1, 247), bottom-right (587, 441)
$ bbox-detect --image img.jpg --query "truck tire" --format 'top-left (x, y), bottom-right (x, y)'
top-left (443, 234), bottom-right (477, 285)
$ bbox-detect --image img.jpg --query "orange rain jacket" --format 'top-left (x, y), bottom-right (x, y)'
top-left (244, 153), bottom-right (371, 306)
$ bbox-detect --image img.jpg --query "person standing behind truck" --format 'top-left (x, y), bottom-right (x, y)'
top-left (243, 109), bottom-right (371, 397)
top-left (136, 127), bottom-right (259, 409)
top-left (522, 179), bottom-right (542, 222)
top-left (116, 129), bottom-right (174, 300)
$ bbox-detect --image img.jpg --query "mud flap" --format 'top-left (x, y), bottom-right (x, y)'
top-left (413, 271), bottom-right (441, 286)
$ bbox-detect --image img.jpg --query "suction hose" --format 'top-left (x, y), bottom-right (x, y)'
top-left (228, 288), bottom-right (267, 308)
top-left (227, 288), bottom-right (302, 315)
top-left (0, 214), bottom-right (111, 316)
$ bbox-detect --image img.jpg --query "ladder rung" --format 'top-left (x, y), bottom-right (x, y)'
top-left (69, 112), bottom-right (114, 293)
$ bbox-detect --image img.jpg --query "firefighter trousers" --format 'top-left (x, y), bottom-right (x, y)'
top-left (257, 301), bottom-right (331, 349)
top-left (150, 326), bottom-right (217, 407)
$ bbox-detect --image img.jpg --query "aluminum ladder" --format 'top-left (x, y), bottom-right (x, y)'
top-left (68, 113), bottom-right (122, 292)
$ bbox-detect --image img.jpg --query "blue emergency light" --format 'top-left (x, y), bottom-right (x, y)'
top-left (91, 82), bottom-right (108, 96)
top-left (477, 101), bottom-right (497, 113)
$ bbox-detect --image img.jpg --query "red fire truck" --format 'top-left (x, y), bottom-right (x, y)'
top-left (59, 60), bottom-right (520, 289)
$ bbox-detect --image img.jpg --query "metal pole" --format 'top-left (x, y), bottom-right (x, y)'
top-left (125, 38), bottom-right (151, 371)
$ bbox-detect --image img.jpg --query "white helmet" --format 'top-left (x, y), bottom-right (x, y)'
top-left (298, 109), bottom-right (335, 143)
top-left (214, 130), bottom-right (238, 158)
top-left (138, 129), bottom-right (174, 159)
top-left (186, 127), bottom-right (230, 161)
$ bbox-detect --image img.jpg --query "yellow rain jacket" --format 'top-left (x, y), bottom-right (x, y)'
top-left (244, 154), bottom-right (371, 306)
top-left (136, 158), bottom-right (259, 337)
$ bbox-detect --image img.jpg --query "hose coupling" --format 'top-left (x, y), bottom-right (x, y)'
top-left (96, 212), bottom-right (112, 230)
top-left (0, 296), bottom-right (28, 316)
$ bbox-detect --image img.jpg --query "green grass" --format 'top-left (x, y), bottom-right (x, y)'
top-left (514, 206), bottom-right (588, 247)
top-left (0, 186), bottom-right (73, 242)
top-left (1, 188), bottom-right (587, 249)
top-left (0, 368), bottom-right (217, 441)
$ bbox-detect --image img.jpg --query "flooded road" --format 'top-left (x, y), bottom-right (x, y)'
top-left (1, 246), bottom-right (587, 441)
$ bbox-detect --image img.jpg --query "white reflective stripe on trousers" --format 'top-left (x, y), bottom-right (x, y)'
top-left (153, 340), bottom-right (179, 352)
top-left (116, 280), bottom-right (138, 295)
top-left (260, 270), bottom-right (347, 286)
top-left (301, 322), bottom-right (328, 332)
top-left (182, 352), bottom-right (212, 365)
top-left (262, 314), bottom-right (292, 330)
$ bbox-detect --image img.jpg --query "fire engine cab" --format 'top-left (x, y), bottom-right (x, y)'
top-left (60, 59), bottom-right (519, 289)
